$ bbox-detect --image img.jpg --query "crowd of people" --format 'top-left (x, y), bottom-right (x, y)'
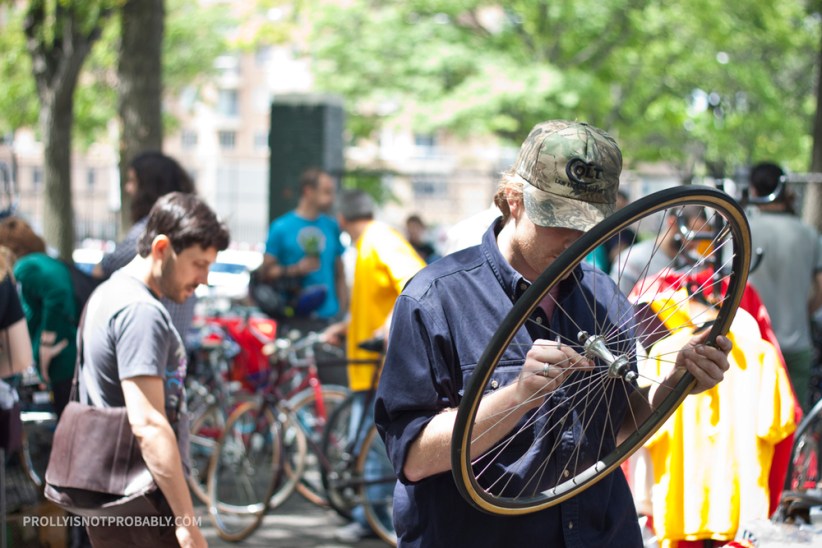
top-left (1, 117), bottom-right (822, 547)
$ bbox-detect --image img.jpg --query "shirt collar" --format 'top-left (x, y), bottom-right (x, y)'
top-left (479, 216), bottom-right (587, 304)
top-left (480, 217), bottom-right (531, 301)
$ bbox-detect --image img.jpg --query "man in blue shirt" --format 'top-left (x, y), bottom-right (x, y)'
top-left (259, 168), bottom-right (346, 320)
top-left (375, 120), bottom-right (733, 547)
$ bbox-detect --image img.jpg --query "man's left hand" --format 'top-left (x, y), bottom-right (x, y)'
top-left (675, 331), bottom-right (732, 394)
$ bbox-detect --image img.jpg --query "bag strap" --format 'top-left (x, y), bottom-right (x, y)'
top-left (68, 307), bottom-right (88, 403)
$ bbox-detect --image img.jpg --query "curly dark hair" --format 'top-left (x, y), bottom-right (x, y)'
top-left (129, 151), bottom-right (196, 223)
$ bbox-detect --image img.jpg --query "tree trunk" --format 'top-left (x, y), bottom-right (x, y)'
top-left (805, 31), bottom-right (822, 232)
top-left (24, 3), bottom-right (108, 259)
top-left (40, 91), bottom-right (76, 260)
top-left (117, 0), bottom-right (165, 236)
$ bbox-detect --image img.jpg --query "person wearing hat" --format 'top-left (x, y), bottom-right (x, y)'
top-left (322, 188), bottom-right (427, 542)
top-left (374, 120), bottom-right (732, 546)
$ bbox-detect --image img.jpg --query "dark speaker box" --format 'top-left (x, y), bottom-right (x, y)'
top-left (268, 96), bottom-right (345, 222)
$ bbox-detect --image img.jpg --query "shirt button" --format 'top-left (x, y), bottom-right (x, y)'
top-left (535, 316), bottom-right (543, 324)
top-left (562, 469), bottom-right (570, 478)
top-left (490, 380), bottom-right (499, 389)
top-left (519, 283), bottom-right (528, 292)
top-left (568, 521), bottom-right (574, 530)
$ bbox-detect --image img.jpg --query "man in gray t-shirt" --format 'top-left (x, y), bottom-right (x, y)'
top-left (80, 272), bottom-right (190, 464)
top-left (78, 193), bottom-right (229, 548)
top-left (746, 162), bottom-right (822, 410)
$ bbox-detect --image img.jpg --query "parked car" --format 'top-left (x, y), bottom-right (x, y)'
top-left (196, 249), bottom-right (263, 301)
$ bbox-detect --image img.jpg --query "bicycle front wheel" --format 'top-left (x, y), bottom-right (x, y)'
top-left (207, 400), bottom-right (281, 541)
top-left (320, 393), bottom-right (358, 519)
top-left (188, 403), bottom-right (224, 505)
top-left (287, 385), bottom-right (349, 507)
top-left (452, 185), bottom-right (751, 515)
top-left (20, 410), bottom-right (56, 489)
top-left (357, 426), bottom-right (398, 546)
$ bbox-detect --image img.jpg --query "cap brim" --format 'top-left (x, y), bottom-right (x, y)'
top-left (523, 185), bottom-right (614, 231)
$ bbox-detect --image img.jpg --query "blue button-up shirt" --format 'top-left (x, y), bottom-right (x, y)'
top-left (375, 219), bottom-right (642, 547)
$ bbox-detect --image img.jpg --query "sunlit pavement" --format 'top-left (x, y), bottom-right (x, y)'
top-left (198, 494), bottom-right (388, 548)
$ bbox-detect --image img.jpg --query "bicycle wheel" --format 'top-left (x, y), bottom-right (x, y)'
top-left (320, 393), bottom-right (358, 519)
top-left (188, 403), bottom-right (224, 504)
top-left (207, 400), bottom-right (281, 541)
top-left (20, 410), bottom-right (57, 489)
top-left (357, 426), bottom-right (398, 546)
top-left (452, 185), bottom-right (751, 515)
top-left (785, 397), bottom-right (822, 491)
top-left (285, 385), bottom-right (349, 507)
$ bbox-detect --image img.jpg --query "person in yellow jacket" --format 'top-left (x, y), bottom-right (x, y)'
top-left (323, 188), bottom-right (426, 542)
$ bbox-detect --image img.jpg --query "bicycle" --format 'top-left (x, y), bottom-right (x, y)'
top-left (185, 318), bottom-right (249, 505)
top-left (206, 330), bottom-right (351, 541)
top-left (14, 372), bottom-right (56, 492)
top-left (450, 185), bottom-right (752, 515)
top-left (319, 338), bottom-right (397, 545)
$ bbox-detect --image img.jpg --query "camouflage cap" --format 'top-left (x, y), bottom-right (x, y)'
top-left (515, 120), bottom-right (622, 231)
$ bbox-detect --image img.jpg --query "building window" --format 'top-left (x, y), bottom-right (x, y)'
top-left (181, 130), bottom-right (198, 149)
top-left (217, 89), bottom-right (239, 117)
top-left (218, 130), bottom-right (236, 150)
top-left (255, 46), bottom-right (272, 66)
top-left (32, 166), bottom-right (43, 191)
top-left (254, 131), bottom-right (268, 150)
top-left (414, 133), bottom-right (438, 158)
top-left (411, 175), bottom-right (447, 198)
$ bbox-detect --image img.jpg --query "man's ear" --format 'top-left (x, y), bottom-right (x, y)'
top-left (150, 235), bottom-right (171, 259)
top-left (507, 191), bottom-right (525, 220)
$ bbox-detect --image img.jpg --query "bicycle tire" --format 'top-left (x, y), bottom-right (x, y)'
top-left (452, 185), bottom-right (751, 515)
top-left (357, 425), bottom-right (398, 546)
top-left (784, 397), bottom-right (822, 491)
top-left (285, 385), bottom-right (349, 507)
top-left (207, 400), bottom-right (282, 542)
top-left (19, 410), bottom-right (56, 489)
top-left (319, 393), bottom-right (358, 519)
top-left (188, 403), bottom-right (224, 505)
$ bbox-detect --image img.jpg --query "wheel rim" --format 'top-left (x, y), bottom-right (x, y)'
top-left (208, 402), bottom-right (280, 540)
top-left (452, 186), bottom-right (751, 515)
top-left (358, 426), bottom-right (398, 545)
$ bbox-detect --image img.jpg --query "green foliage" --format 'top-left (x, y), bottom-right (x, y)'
top-left (308, 0), bottom-right (821, 172)
top-left (341, 169), bottom-right (399, 206)
top-left (0, 0), bottom-right (232, 146)
top-left (162, 0), bottom-right (232, 92)
top-left (0, 7), bottom-right (38, 135)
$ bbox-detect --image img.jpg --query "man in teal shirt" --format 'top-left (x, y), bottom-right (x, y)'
top-left (259, 168), bottom-right (347, 321)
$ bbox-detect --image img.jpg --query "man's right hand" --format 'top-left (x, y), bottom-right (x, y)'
top-left (320, 321), bottom-right (348, 346)
top-left (176, 523), bottom-right (207, 548)
top-left (294, 255), bottom-right (320, 275)
top-left (517, 338), bottom-right (594, 407)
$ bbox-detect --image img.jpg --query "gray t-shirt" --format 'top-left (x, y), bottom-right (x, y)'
top-left (79, 270), bottom-right (190, 470)
top-left (610, 238), bottom-right (676, 296)
top-left (747, 209), bottom-right (822, 352)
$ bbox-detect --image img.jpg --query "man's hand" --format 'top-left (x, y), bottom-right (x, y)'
top-left (175, 523), bottom-right (207, 548)
top-left (675, 331), bottom-right (732, 394)
top-left (38, 331), bottom-right (68, 384)
top-left (517, 338), bottom-right (594, 408)
top-left (293, 255), bottom-right (320, 275)
top-left (320, 321), bottom-right (348, 347)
